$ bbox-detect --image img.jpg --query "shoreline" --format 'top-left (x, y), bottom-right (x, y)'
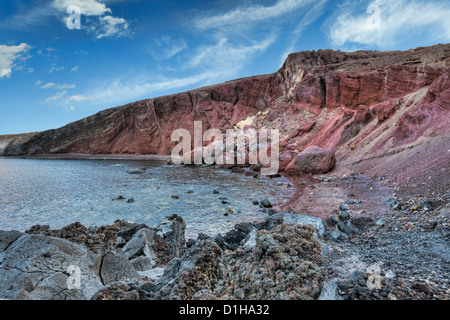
top-left (0, 155), bottom-right (448, 300)
top-left (1, 153), bottom-right (172, 161)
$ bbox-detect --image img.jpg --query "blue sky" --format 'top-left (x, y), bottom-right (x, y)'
top-left (1, 0), bottom-right (449, 134)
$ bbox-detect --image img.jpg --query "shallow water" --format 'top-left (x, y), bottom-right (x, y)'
top-left (0, 158), bottom-right (294, 239)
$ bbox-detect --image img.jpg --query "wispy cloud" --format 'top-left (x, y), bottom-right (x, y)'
top-left (280, 0), bottom-right (328, 64)
top-left (37, 81), bottom-right (77, 104)
top-left (186, 36), bottom-right (276, 70)
top-left (151, 36), bottom-right (187, 60)
top-left (0, 43), bottom-right (31, 79)
top-left (194, 0), bottom-right (314, 30)
top-left (0, 6), bottom-right (57, 30)
top-left (328, 0), bottom-right (450, 49)
top-left (44, 90), bottom-right (68, 103)
top-left (40, 82), bottom-right (56, 89)
top-left (68, 67), bottom-right (240, 109)
top-left (68, 94), bottom-right (91, 102)
top-left (49, 64), bottom-right (65, 73)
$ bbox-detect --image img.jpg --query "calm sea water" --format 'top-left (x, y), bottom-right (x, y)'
top-left (0, 158), bottom-right (293, 239)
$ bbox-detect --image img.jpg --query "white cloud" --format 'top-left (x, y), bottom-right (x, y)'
top-left (40, 82), bottom-right (56, 89)
top-left (39, 82), bottom-right (76, 90)
top-left (57, 83), bottom-right (76, 89)
top-left (51, 0), bottom-right (130, 39)
top-left (71, 68), bottom-right (236, 109)
top-left (35, 80), bottom-right (42, 86)
top-left (0, 6), bottom-right (56, 30)
top-left (152, 36), bottom-right (187, 60)
top-left (186, 36), bottom-right (276, 71)
top-left (194, 0), bottom-right (313, 30)
top-left (52, 0), bottom-right (111, 16)
top-left (328, 0), bottom-right (450, 48)
top-left (96, 15), bottom-right (129, 39)
top-left (280, 0), bottom-right (328, 64)
top-left (69, 95), bottom-right (91, 101)
top-left (0, 43), bottom-right (31, 79)
top-left (70, 66), bottom-right (79, 72)
top-left (49, 64), bottom-right (65, 73)
top-left (45, 90), bottom-right (68, 103)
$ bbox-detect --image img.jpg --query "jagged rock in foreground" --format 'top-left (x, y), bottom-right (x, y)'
top-left (147, 224), bottom-right (323, 300)
top-left (0, 215), bottom-right (187, 300)
top-left (0, 214), bottom-right (325, 300)
top-left (0, 231), bottom-right (103, 300)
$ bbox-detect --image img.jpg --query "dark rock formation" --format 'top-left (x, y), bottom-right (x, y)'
top-left (145, 223), bottom-right (324, 300)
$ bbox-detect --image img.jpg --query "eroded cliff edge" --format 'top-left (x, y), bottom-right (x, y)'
top-left (2, 44), bottom-right (449, 195)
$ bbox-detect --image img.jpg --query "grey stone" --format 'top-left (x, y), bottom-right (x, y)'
top-left (0, 230), bottom-right (23, 252)
top-left (158, 214), bottom-right (186, 259)
top-left (244, 171), bottom-right (258, 177)
top-left (372, 218), bottom-right (386, 229)
top-left (349, 269), bottom-right (366, 283)
top-left (327, 228), bottom-right (349, 242)
top-left (100, 250), bottom-right (139, 285)
top-left (267, 212), bottom-right (327, 238)
top-left (351, 217), bottom-right (374, 230)
top-left (337, 221), bottom-right (359, 236)
top-left (318, 278), bottom-right (343, 300)
top-left (231, 167), bottom-right (245, 174)
top-left (260, 199), bottom-right (272, 208)
top-left (0, 234), bottom-right (103, 300)
top-left (137, 267), bottom-right (165, 282)
top-left (121, 228), bottom-right (160, 262)
top-left (338, 211), bottom-right (350, 222)
top-left (242, 229), bottom-right (257, 252)
top-left (131, 256), bottom-right (155, 272)
top-left (117, 223), bottom-right (149, 243)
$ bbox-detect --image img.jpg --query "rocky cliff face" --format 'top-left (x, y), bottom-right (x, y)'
top-left (2, 44), bottom-right (449, 192)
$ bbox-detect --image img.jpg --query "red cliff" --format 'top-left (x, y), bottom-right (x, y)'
top-left (2, 44), bottom-right (449, 194)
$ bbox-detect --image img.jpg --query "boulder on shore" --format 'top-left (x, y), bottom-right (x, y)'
top-left (285, 146), bottom-right (336, 175)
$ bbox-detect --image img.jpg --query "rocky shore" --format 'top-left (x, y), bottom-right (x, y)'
top-left (0, 212), bottom-right (325, 300)
top-left (1, 43), bottom-right (449, 300)
top-left (1, 177), bottom-right (448, 300)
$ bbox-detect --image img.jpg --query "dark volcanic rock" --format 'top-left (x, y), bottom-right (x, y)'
top-left (100, 250), bottom-right (139, 285)
top-left (26, 220), bottom-right (131, 252)
top-left (147, 223), bottom-right (324, 300)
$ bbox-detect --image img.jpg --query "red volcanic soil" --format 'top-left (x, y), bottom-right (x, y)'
top-left (2, 44), bottom-right (449, 199)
